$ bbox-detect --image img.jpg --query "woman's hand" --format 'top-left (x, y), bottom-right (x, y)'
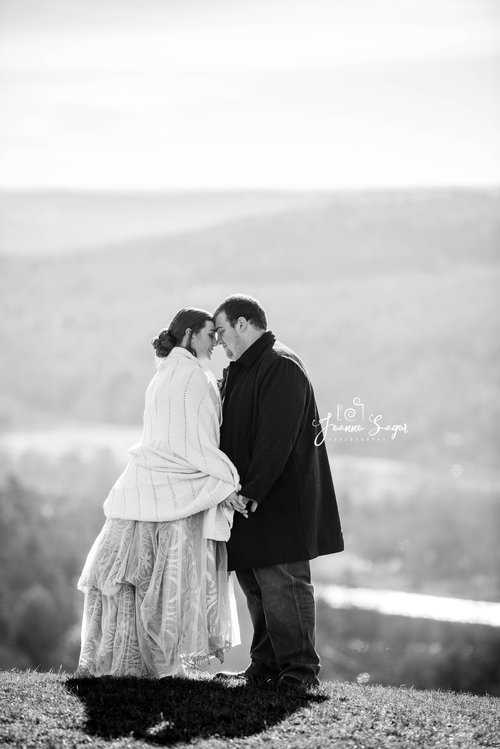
top-left (223, 491), bottom-right (248, 517)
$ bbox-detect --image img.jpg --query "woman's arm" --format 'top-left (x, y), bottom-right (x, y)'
top-left (167, 366), bottom-right (240, 495)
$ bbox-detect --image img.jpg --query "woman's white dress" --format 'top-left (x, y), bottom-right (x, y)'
top-left (77, 348), bottom-right (240, 677)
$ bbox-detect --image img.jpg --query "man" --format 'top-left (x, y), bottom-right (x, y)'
top-left (214, 294), bottom-right (343, 688)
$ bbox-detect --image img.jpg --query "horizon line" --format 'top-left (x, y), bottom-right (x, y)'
top-left (0, 184), bottom-right (499, 196)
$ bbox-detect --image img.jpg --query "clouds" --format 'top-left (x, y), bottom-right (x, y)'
top-left (2, 0), bottom-right (499, 73)
top-left (0, 0), bottom-right (499, 188)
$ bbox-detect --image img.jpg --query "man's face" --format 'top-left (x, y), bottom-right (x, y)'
top-left (215, 311), bottom-right (244, 360)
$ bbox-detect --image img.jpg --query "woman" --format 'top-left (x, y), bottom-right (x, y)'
top-left (77, 308), bottom-right (244, 678)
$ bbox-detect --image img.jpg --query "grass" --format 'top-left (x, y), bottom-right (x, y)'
top-left (1, 671), bottom-right (499, 748)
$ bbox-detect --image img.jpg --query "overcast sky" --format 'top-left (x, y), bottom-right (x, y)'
top-left (0, 0), bottom-right (499, 190)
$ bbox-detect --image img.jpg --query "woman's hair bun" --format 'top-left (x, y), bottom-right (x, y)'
top-left (152, 328), bottom-right (176, 358)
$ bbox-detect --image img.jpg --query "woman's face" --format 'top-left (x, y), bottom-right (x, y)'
top-left (191, 320), bottom-right (217, 360)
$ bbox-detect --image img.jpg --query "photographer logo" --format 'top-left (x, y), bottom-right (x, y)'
top-left (313, 397), bottom-right (408, 446)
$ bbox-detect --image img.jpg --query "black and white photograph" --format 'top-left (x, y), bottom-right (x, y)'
top-left (0, 0), bottom-right (499, 746)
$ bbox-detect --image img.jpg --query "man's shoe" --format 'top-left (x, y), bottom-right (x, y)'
top-left (276, 676), bottom-right (319, 692)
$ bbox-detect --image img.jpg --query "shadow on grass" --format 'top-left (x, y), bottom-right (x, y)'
top-left (66, 675), bottom-right (328, 745)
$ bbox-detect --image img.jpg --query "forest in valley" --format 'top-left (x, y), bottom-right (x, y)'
top-left (1, 444), bottom-right (499, 694)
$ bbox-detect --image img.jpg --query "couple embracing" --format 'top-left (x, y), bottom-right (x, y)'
top-left (77, 294), bottom-right (343, 689)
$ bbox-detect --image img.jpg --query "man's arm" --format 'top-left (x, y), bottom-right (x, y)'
top-left (240, 356), bottom-right (308, 505)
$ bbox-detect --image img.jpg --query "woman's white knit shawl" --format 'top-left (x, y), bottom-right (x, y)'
top-left (103, 347), bottom-right (239, 539)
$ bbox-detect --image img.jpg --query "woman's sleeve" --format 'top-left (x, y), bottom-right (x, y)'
top-left (168, 367), bottom-right (240, 497)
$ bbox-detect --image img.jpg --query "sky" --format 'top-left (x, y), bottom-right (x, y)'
top-left (0, 0), bottom-right (499, 190)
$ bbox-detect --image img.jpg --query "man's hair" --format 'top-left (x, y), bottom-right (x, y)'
top-left (214, 294), bottom-right (267, 330)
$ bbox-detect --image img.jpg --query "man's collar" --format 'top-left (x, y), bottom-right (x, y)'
top-left (235, 330), bottom-right (276, 368)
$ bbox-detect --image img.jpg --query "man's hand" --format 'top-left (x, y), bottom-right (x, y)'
top-left (223, 491), bottom-right (248, 517)
top-left (239, 495), bottom-right (258, 513)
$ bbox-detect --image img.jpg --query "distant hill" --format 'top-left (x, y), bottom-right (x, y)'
top-left (0, 190), bottom-right (330, 255)
top-left (100, 187), bottom-right (498, 281)
top-left (1, 188), bottom-right (499, 468)
top-left (1, 188), bottom-right (498, 273)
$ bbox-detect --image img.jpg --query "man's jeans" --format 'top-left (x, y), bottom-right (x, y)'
top-left (236, 560), bottom-right (320, 685)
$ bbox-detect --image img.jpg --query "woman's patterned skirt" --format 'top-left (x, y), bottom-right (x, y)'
top-left (77, 515), bottom-right (239, 677)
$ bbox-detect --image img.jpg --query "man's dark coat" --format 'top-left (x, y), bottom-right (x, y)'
top-left (220, 330), bottom-right (344, 570)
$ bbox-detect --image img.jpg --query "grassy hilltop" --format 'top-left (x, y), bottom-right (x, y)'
top-left (1, 670), bottom-right (499, 748)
